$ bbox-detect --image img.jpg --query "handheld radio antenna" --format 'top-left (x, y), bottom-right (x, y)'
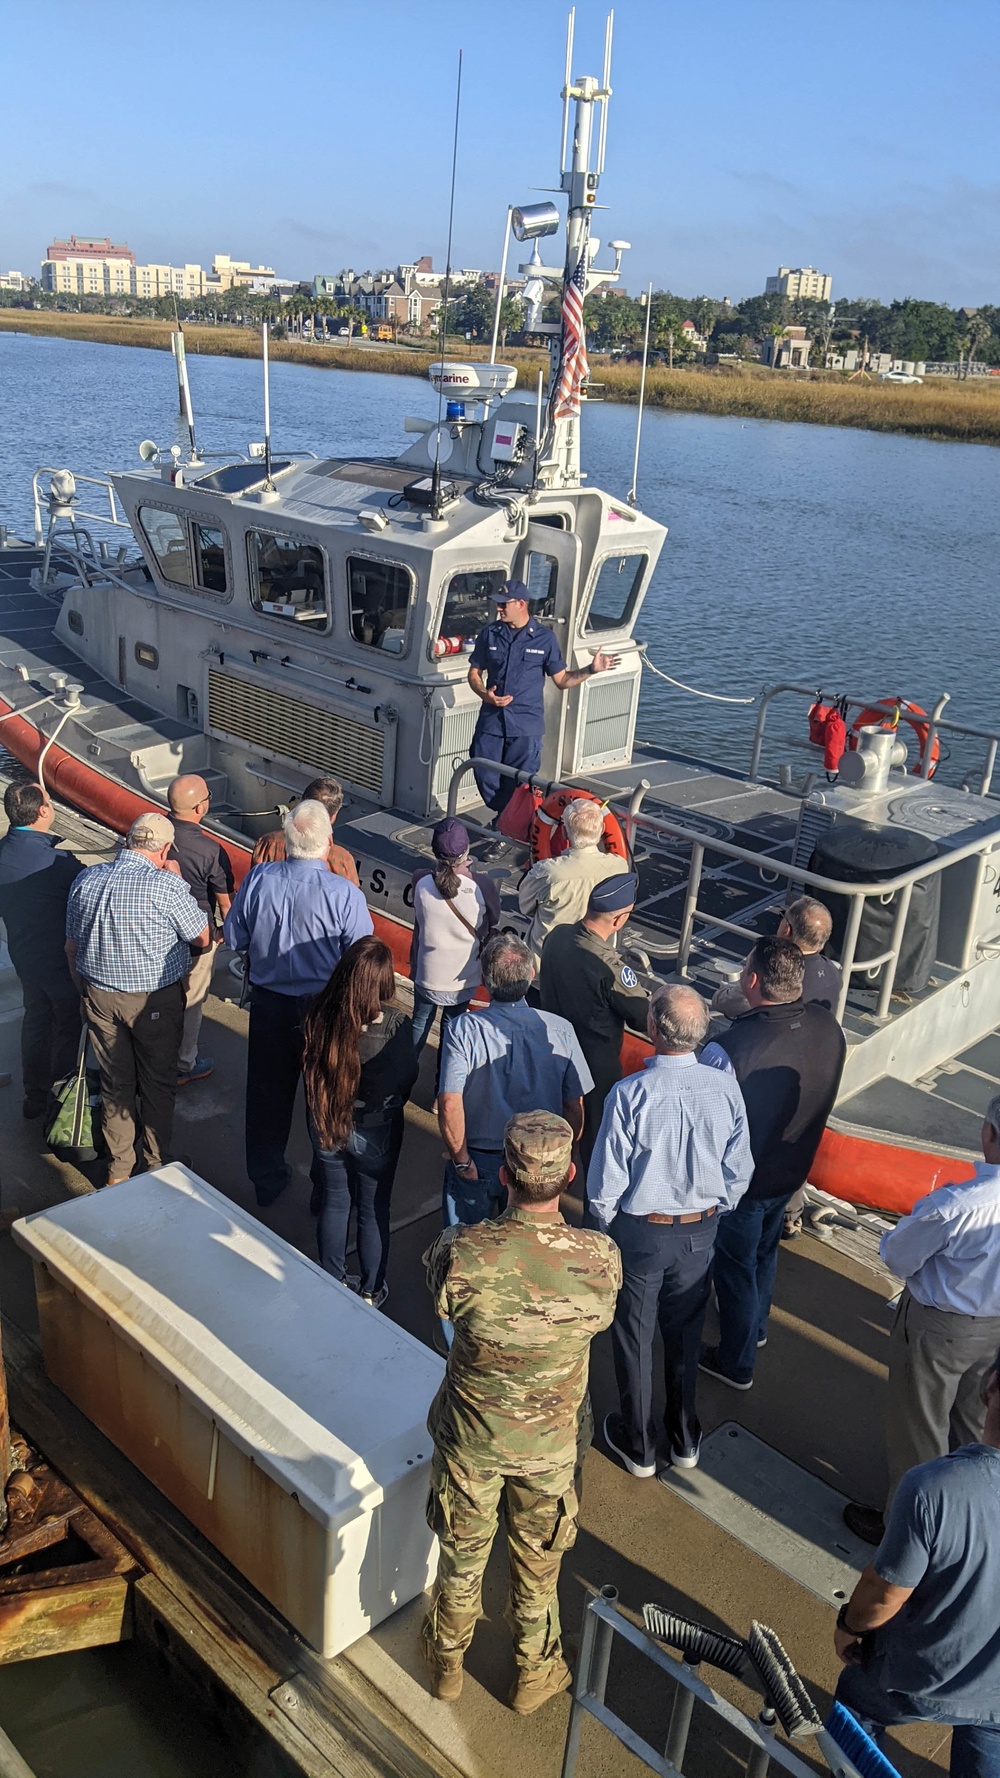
top-left (261, 320), bottom-right (274, 488)
top-left (431, 48), bottom-right (464, 518)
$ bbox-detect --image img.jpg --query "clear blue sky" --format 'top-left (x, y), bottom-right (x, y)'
top-left (2, 0), bottom-right (998, 306)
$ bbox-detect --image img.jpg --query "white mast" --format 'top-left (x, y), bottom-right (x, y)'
top-left (514, 9), bottom-right (626, 490)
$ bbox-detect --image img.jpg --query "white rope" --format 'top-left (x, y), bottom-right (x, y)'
top-left (637, 646), bottom-right (758, 705)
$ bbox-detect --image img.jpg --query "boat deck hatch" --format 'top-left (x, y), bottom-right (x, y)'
top-left (657, 1422), bottom-right (870, 1604)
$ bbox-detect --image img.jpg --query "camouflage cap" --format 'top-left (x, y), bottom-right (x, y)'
top-left (503, 1111), bottom-right (574, 1187)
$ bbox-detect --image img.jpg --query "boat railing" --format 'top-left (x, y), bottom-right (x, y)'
top-left (31, 470), bottom-right (130, 548)
top-left (448, 757), bottom-right (1000, 1019)
top-left (747, 682), bottom-right (1000, 798)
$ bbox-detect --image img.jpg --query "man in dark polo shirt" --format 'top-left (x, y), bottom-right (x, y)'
top-left (167, 775), bottom-right (233, 1087)
top-left (538, 872), bottom-right (649, 1164)
top-left (698, 936), bottom-right (846, 1389)
top-left (834, 1345), bottom-right (1000, 1774)
top-left (0, 781), bottom-right (83, 1116)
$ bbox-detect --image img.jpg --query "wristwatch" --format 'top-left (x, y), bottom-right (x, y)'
top-left (455, 1157), bottom-right (475, 1174)
top-left (836, 1603), bottom-right (866, 1637)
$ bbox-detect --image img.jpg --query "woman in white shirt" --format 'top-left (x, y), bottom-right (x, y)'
top-left (409, 818), bottom-right (500, 1077)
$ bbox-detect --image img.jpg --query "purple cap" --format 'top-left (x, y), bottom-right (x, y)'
top-left (432, 816), bottom-right (471, 860)
top-left (492, 578), bottom-right (530, 604)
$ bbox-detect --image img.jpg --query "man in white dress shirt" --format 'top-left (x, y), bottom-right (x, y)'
top-left (844, 1091), bottom-right (1000, 1545)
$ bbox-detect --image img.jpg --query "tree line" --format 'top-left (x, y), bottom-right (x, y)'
top-left (4, 277), bottom-right (998, 367)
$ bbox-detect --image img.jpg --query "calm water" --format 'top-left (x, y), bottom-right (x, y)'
top-left (1, 330), bottom-right (997, 782)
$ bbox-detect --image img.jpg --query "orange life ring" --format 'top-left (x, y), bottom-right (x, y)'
top-left (529, 787), bottom-right (628, 863)
top-left (849, 698), bottom-right (939, 778)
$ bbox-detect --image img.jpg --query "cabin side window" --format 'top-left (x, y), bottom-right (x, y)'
top-left (523, 551), bottom-right (558, 621)
top-left (137, 508), bottom-right (231, 599)
top-left (584, 552), bottom-right (647, 634)
top-left (192, 524), bottom-right (228, 595)
top-left (433, 569), bottom-right (507, 659)
top-left (138, 507), bottom-right (193, 587)
top-left (248, 531), bottom-right (328, 628)
top-left (347, 556), bottom-right (415, 653)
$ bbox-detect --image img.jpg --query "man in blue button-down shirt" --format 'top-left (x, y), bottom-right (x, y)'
top-left (438, 933), bottom-right (592, 1226)
top-left (66, 810), bottom-right (209, 1186)
top-left (467, 580), bottom-right (618, 816)
top-left (844, 1093), bottom-right (1000, 1549)
top-left (588, 984), bottom-right (752, 1480)
top-left (224, 800), bottom-right (373, 1206)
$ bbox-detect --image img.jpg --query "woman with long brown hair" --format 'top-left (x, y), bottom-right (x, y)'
top-left (302, 936), bottom-right (417, 1306)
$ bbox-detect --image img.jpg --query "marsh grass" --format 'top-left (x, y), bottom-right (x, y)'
top-left (3, 309), bottom-right (998, 446)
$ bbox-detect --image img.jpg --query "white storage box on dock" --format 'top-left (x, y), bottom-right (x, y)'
top-left (13, 1166), bottom-right (444, 1658)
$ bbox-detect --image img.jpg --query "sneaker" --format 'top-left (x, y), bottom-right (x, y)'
top-left (362, 1283), bottom-right (389, 1309)
top-left (782, 1212), bottom-right (802, 1240)
top-left (177, 1056), bottom-right (214, 1086)
top-left (509, 1658), bottom-right (572, 1715)
top-left (667, 1437), bottom-right (702, 1471)
top-left (698, 1346), bottom-right (753, 1391)
top-left (843, 1502), bottom-right (885, 1546)
top-left (756, 1334), bottom-right (768, 1349)
top-left (603, 1413), bottom-right (656, 1480)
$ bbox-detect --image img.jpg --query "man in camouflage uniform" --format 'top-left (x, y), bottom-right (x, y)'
top-left (421, 1111), bottom-right (621, 1714)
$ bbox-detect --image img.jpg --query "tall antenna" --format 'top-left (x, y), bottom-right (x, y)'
top-left (430, 48), bottom-right (464, 518)
top-left (627, 281), bottom-right (652, 508)
top-left (261, 320), bottom-right (274, 489)
top-left (559, 6), bottom-right (576, 171)
top-left (596, 8), bottom-right (614, 172)
top-left (170, 326), bottom-right (199, 462)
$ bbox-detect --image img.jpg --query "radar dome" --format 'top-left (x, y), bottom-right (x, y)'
top-left (428, 362), bottom-right (517, 396)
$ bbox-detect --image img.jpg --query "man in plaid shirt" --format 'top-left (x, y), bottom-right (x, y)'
top-left (66, 811), bottom-right (208, 1185)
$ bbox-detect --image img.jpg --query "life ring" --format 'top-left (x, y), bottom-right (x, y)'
top-left (849, 699), bottom-right (939, 778)
top-left (529, 787), bottom-right (628, 863)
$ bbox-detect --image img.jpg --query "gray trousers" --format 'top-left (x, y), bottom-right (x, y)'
top-left (885, 1288), bottom-right (1000, 1510)
top-left (82, 979), bottom-right (184, 1181)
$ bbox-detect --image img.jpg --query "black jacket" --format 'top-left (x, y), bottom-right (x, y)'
top-left (709, 1001), bottom-right (846, 1199)
top-left (0, 828), bottom-right (83, 993)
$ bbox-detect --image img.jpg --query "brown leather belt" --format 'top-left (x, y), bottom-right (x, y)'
top-left (645, 1207), bottom-right (717, 1226)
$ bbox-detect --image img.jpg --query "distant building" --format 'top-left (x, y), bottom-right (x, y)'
top-left (209, 253), bottom-right (277, 292)
top-left (760, 324), bottom-right (812, 369)
top-left (47, 235), bottom-right (135, 265)
top-left (313, 259), bottom-right (447, 330)
top-left (0, 270), bottom-right (29, 292)
top-left (765, 265), bottom-right (832, 303)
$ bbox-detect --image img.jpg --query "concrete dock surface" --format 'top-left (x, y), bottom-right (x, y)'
top-left (0, 798), bottom-right (954, 1777)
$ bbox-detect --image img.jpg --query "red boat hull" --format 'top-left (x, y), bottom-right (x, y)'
top-left (2, 697), bottom-right (970, 1217)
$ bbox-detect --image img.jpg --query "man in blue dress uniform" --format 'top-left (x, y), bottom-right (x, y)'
top-left (467, 580), bottom-right (618, 816)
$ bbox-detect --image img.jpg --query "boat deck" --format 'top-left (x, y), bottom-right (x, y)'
top-left (0, 775), bottom-right (963, 1778)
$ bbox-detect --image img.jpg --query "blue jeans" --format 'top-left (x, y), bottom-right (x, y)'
top-left (713, 1191), bottom-right (792, 1383)
top-left (411, 993), bottom-right (472, 1091)
top-left (470, 728), bottom-right (542, 815)
top-left (442, 1146), bottom-right (506, 1228)
top-left (838, 1654), bottom-right (1000, 1777)
top-left (309, 1112), bottom-right (404, 1295)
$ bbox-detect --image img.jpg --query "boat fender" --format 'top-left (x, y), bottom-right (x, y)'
top-left (849, 699), bottom-right (939, 778)
top-left (529, 787), bottom-right (628, 863)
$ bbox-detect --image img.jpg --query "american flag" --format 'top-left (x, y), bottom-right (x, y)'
top-left (551, 247), bottom-right (590, 421)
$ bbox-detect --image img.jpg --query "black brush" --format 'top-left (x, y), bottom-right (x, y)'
top-left (643, 1604), bottom-right (747, 1678)
top-left (746, 1621), bottom-right (823, 1741)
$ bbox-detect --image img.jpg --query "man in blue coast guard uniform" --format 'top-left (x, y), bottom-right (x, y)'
top-left (467, 580), bottom-right (618, 816)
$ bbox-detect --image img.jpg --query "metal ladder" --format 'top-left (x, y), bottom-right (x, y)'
top-left (560, 1587), bottom-right (897, 1778)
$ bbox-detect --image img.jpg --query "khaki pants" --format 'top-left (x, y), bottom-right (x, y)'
top-left (179, 947), bottom-right (216, 1074)
top-left (885, 1288), bottom-right (1000, 1510)
top-left (423, 1448), bottom-right (578, 1677)
top-left (82, 980), bottom-right (185, 1180)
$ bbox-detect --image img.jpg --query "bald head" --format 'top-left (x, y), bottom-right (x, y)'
top-left (648, 984), bottom-right (710, 1054)
top-left (168, 775), bottom-right (210, 821)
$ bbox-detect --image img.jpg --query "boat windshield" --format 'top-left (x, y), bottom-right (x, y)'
top-left (248, 531), bottom-right (328, 626)
top-left (584, 552), bottom-right (647, 633)
top-left (347, 556), bottom-right (415, 653)
top-left (433, 569), bottom-right (506, 659)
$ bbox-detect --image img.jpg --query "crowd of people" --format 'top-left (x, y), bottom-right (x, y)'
top-left (1, 768), bottom-right (999, 1756)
